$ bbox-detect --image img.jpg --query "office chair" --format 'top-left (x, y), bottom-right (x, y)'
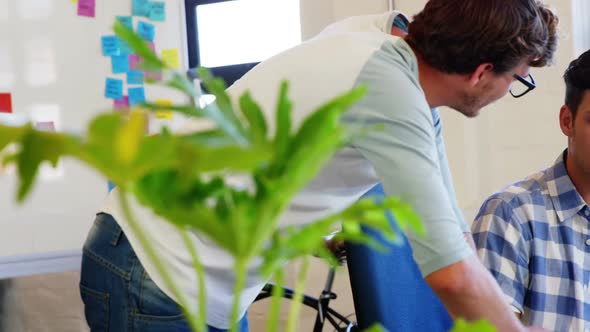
top-left (346, 183), bottom-right (453, 331)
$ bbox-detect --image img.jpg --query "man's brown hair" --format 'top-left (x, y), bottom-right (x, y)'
top-left (405, 0), bottom-right (558, 74)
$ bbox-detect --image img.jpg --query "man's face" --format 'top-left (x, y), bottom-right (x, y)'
top-left (452, 62), bottom-right (531, 118)
top-left (567, 91), bottom-right (590, 175)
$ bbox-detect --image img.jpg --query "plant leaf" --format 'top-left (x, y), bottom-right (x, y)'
top-left (115, 111), bottom-right (147, 165)
top-left (197, 67), bottom-right (249, 145)
top-left (239, 91), bottom-right (267, 145)
top-left (163, 72), bottom-right (202, 99)
top-left (182, 129), bottom-right (236, 147)
top-left (363, 324), bottom-right (389, 332)
top-left (14, 128), bottom-right (80, 201)
top-left (141, 102), bottom-right (203, 118)
top-left (279, 85), bottom-right (367, 193)
top-left (450, 319), bottom-right (496, 332)
top-left (258, 197), bottom-right (411, 276)
top-left (272, 81), bottom-right (292, 173)
top-left (113, 21), bottom-right (164, 71)
top-left (0, 124), bottom-right (25, 152)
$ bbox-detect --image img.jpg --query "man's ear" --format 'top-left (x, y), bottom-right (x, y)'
top-left (467, 63), bottom-right (494, 87)
top-left (560, 105), bottom-right (574, 137)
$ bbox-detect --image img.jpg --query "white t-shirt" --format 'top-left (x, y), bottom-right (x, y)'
top-left (100, 10), bottom-right (470, 329)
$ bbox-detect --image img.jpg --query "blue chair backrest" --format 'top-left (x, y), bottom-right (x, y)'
top-left (346, 183), bottom-right (453, 331)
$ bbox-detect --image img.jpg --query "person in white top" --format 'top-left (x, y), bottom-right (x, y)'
top-left (80, 1), bottom-right (558, 331)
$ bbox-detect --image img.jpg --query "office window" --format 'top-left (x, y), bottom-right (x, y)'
top-left (185, 0), bottom-right (301, 86)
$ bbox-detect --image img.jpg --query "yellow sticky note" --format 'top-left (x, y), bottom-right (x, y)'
top-left (156, 111), bottom-right (173, 119)
top-left (155, 99), bottom-right (173, 119)
top-left (71, 0), bottom-right (78, 2)
top-left (161, 49), bottom-right (180, 69)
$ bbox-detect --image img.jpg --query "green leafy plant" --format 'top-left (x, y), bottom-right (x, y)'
top-left (450, 319), bottom-right (496, 332)
top-left (0, 22), bottom-right (491, 332)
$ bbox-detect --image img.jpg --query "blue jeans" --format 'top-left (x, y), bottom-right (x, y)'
top-left (80, 213), bottom-right (249, 332)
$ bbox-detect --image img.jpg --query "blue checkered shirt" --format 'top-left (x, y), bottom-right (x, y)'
top-left (472, 150), bottom-right (590, 332)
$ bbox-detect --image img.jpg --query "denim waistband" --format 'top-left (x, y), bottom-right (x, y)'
top-left (95, 212), bottom-right (123, 247)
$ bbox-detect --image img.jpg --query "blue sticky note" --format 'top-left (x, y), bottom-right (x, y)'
top-left (149, 2), bottom-right (166, 22)
top-left (105, 78), bottom-right (123, 99)
top-left (132, 0), bottom-right (150, 17)
top-left (117, 16), bottom-right (133, 31)
top-left (127, 70), bottom-right (144, 85)
top-left (111, 55), bottom-right (130, 74)
top-left (137, 21), bottom-right (155, 41)
top-left (101, 36), bottom-right (120, 56)
top-left (128, 87), bottom-right (146, 106)
top-left (118, 38), bottom-right (133, 55)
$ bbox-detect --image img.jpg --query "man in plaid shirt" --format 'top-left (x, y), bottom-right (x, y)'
top-left (473, 50), bottom-right (590, 332)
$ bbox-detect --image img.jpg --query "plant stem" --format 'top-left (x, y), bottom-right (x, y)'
top-left (230, 258), bottom-right (248, 332)
top-left (180, 228), bottom-right (208, 332)
top-left (286, 257), bottom-right (311, 332)
top-left (266, 268), bottom-right (284, 332)
top-left (117, 190), bottom-right (204, 332)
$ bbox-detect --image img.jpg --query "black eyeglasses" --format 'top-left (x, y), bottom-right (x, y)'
top-left (510, 73), bottom-right (536, 98)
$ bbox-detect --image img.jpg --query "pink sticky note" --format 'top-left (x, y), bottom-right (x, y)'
top-left (129, 54), bottom-right (141, 70)
top-left (148, 41), bottom-right (156, 53)
top-left (34, 121), bottom-right (56, 132)
top-left (114, 96), bottom-right (129, 109)
top-left (77, 0), bottom-right (95, 17)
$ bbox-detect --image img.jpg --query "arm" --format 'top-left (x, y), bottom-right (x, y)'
top-left (472, 197), bottom-right (530, 318)
top-left (429, 109), bottom-right (477, 251)
top-left (343, 78), bottom-right (528, 330)
top-left (426, 255), bottom-right (526, 330)
top-left (431, 108), bottom-right (471, 234)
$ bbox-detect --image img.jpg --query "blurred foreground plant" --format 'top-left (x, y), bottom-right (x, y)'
top-left (0, 22), bottom-right (492, 332)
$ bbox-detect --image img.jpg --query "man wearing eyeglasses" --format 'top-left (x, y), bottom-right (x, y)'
top-left (223, 0), bottom-right (556, 330)
top-left (472, 50), bottom-right (590, 332)
top-left (511, 72), bottom-right (537, 98)
top-left (83, 1), bottom-right (558, 332)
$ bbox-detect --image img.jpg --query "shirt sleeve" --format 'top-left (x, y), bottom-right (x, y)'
top-left (471, 197), bottom-right (530, 314)
top-left (342, 77), bottom-right (473, 277)
top-left (431, 109), bottom-right (470, 233)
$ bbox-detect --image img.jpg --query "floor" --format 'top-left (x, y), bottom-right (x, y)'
top-left (0, 272), bottom-right (89, 332)
top-left (0, 260), bottom-right (355, 331)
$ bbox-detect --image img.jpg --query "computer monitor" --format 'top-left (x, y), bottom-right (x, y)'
top-left (185, 0), bottom-right (301, 86)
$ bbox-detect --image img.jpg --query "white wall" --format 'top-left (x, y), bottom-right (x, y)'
top-left (0, 0), bottom-right (189, 262)
top-left (572, 0), bottom-right (590, 56)
top-left (299, 0), bottom-right (389, 39)
top-left (0, 1), bottom-right (189, 330)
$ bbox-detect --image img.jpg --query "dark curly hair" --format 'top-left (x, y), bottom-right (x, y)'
top-left (405, 0), bottom-right (558, 74)
top-left (564, 49), bottom-right (590, 119)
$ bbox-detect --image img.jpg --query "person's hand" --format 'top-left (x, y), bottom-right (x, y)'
top-left (325, 237), bottom-right (345, 256)
top-left (323, 232), bottom-right (346, 263)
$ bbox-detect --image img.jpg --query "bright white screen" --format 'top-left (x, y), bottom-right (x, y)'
top-left (196, 0), bottom-right (301, 68)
